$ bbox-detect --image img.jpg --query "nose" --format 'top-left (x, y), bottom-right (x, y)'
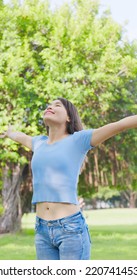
top-left (47, 105), bottom-right (53, 110)
top-left (44, 105), bottom-right (54, 115)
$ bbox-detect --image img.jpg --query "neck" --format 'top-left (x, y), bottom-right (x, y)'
top-left (47, 125), bottom-right (69, 144)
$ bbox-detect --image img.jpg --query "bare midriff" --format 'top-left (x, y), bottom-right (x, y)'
top-left (36, 202), bottom-right (80, 220)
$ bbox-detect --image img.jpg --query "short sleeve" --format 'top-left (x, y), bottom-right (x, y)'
top-left (73, 129), bottom-right (94, 153)
top-left (32, 135), bottom-right (47, 152)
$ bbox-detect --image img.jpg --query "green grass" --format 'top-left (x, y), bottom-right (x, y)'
top-left (0, 209), bottom-right (137, 260)
top-left (91, 225), bottom-right (137, 260)
top-left (84, 208), bottom-right (137, 226)
top-left (0, 229), bottom-right (35, 260)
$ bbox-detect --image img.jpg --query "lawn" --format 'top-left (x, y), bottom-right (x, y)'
top-left (0, 208), bottom-right (137, 260)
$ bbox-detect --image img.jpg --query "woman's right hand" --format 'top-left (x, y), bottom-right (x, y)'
top-left (0, 125), bottom-right (32, 150)
top-left (0, 125), bottom-right (13, 138)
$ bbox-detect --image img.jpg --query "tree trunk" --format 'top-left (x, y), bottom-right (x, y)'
top-left (122, 189), bottom-right (137, 208)
top-left (129, 192), bottom-right (137, 208)
top-left (0, 163), bottom-right (24, 233)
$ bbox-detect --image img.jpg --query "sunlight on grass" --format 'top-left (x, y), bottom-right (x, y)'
top-left (84, 208), bottom-right (137, 226)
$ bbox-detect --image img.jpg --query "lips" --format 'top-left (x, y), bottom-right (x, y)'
top-left (45, 110), bottom-right (55, 115)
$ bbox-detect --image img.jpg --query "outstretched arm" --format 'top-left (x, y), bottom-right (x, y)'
top-left (91, 115), bottom-right (137, 147)
top-left (0, 125), bottom-right (32, 150)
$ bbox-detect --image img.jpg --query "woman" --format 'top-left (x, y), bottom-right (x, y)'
top-left (0, 97), bottom-right (137, 260)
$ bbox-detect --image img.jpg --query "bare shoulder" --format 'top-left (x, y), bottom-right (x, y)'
top-left (91, 121), bottom-right (123, 147)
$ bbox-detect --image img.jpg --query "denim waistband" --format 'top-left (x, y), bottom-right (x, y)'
top-left (36, 211), bottom-right (84, 226)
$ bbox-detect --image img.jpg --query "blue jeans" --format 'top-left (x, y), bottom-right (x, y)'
top-left (35, 211), bottom-right (91, 260)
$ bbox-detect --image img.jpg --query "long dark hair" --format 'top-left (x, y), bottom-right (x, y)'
top-left (46, 97), bottom-right (83, 135)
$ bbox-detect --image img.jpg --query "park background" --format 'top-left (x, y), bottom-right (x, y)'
top-left (0, 0), bottom-right (137, 259)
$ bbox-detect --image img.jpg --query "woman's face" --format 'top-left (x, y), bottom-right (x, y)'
top-left (43, 99), bottom-right (70, 127)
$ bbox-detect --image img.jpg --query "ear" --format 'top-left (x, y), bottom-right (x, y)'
top-left (67, 116), bottom-right (70, 122)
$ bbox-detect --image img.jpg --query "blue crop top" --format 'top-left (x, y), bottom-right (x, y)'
top-left (31, 129), bottom-right (94, 205)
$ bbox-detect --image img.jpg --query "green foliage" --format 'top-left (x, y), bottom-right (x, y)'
top-left (92, 186), bottom-right (120, 200)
